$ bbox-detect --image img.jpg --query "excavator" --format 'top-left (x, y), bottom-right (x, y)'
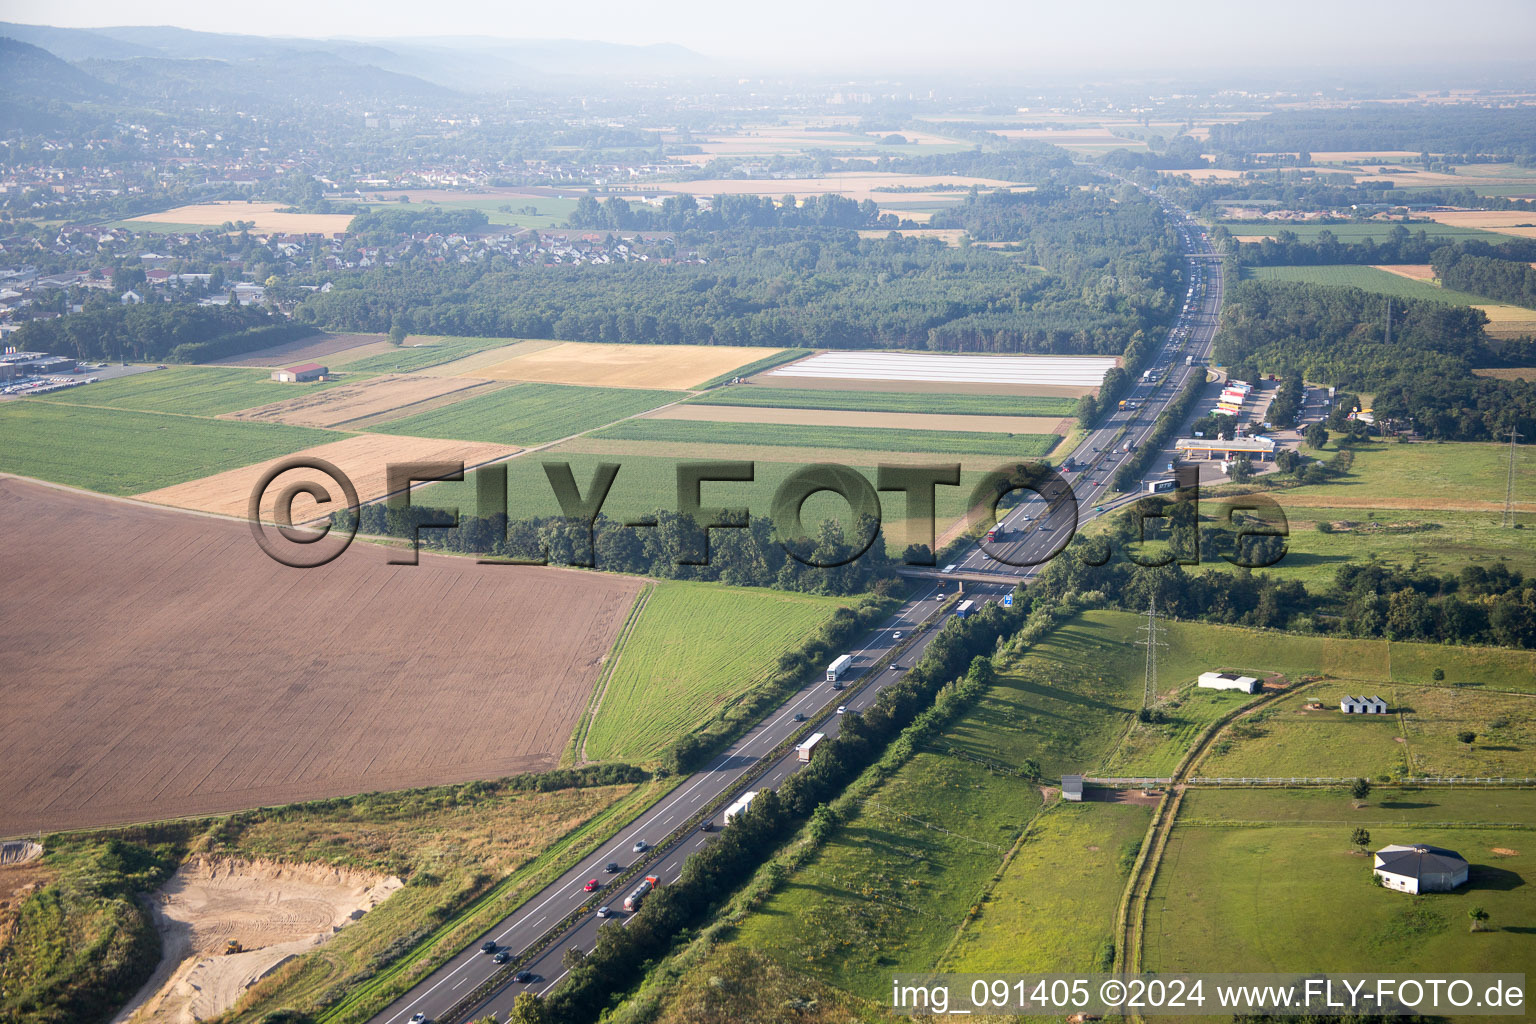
top-left (224, 940), bottom-right (244, 955)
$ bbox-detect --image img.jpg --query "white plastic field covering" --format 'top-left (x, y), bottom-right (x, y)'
top-left (766, 351), bottom-right (1117, 387)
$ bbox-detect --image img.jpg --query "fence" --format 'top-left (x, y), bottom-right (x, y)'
top-left (1084, 776), bottom-right (1536, 788)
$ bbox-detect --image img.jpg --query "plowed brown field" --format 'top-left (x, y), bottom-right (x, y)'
top-left (208, 333), bottom-right (395, 368)
top-left (0, 477), bottom-right (643, 836)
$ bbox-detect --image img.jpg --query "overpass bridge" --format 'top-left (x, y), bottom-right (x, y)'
top-left (895, 567), bottom-right (1022, 587)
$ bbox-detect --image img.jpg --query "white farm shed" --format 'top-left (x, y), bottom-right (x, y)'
top-left (1198, 671), bottom-right (1260, 694)
top-left (1060, 775), bottom-right (1084, 802)
top-left (1373, 844), bottom-right (1468, 894)
top-left (1341, 695), bottom-right (1388, 715)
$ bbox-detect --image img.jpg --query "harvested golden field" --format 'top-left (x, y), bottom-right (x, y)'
top-left (1476, 304), bottom-right (1536, 338)
top-left (134, 432), bottom-right (520, 521)
top-left (208, 333), bottom-right (396, 368)
top-left (629, 172), bottom-right (1020, 202)
top-left (856, 227), bottom-right (967, 244)
top-left (1473, 367), bottom-right (1536, 381)
top-left (417, 339), bottom-right (562, 377)
top-left (126, 202), bottom-right (354, 234)
top-left (224, 375), bottom-right (493, 428)
top-left (1426, 210), bottom-right (1536, 237)
top-left (1371, 263), bottom-right (1437, 282)
top-left (647, 402), bottom-right (1068, 435)
top-left (0, 476), bottom-right (644, 835)
top-left (467, 340), bottom-right (778, 389)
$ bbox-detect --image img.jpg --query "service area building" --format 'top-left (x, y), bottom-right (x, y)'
top-left (1175, 436), bottom-right (1276, 462)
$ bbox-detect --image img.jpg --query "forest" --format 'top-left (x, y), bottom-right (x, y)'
top-left (1215, 279), bottom-right (1536, 441)
top-left (7, 303), bottom-right (310, 362)
top-left (297, 189), bottom-right (1183, 353)
top-left (1205, 104), bottom-right (1536, 161)
top-left (1234, 229), bottom-right (1536, 268)
top-left (1432, 248), bottom-right (1536, 309)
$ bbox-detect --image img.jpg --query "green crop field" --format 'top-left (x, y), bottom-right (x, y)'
top-left (414, 196), bottom-right (583, 229)
top-left (33, 366), bottom-right (352, 417)
top-left (0, 402), bottom-right (340, 494)
top-left (686, 386), bottom-right (1077, 418)
top-left (411, 451), bottom-right (997, 552)
top-left (590, 418), bottom-right (1059, 458)
top-left (1246, 265), bottom-right (1495, 306)
top-left (695, 348), bottom-right (813, 389)
top-left (1144, 789), bottom-right (1536, 976)
top-left (372, 383), bottom-right (686, 445)
top-left (942, 801), bottom-right (1152, 973)
top-left (1198, 680), bottom-right (1536, 779)
top-left (332, 336), bottom-right (514, 373)
top-left (1222, 221), bottom-right (1519, 243)
top-left (581, 581), bottom-right (850, 762)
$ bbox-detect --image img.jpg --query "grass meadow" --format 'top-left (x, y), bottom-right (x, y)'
top-left (1198, 680), bottom-right (1536, 780)
top-left (33, 366), bottom-right (354, 417)
top-left (1144, 789), bottom-right (1536, 976)
top-left (1223, 221), bottom-right (1519, 243)
top-left (0, 402), bottom-right (340, 494)
top-left (581, 581), bottom-right (850, 762)
top-left (1246, 264), bottom-right (1496, 306)
top-left (372, 382), bottom-right (686, 445)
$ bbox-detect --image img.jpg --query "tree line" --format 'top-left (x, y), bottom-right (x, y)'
top-left (1432, 248), bottom-right (1536, 309)
top-left (9, 303), bottom-right (308, 363)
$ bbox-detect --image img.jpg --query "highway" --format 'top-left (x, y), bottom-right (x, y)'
top-left (370, 189), bottom-right (1223, 1024)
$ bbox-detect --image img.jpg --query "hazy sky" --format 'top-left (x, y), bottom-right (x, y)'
top-left (4, 0), bottom-right (1534, 72)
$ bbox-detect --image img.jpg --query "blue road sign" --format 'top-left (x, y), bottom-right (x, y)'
top-left (1003, 593), bottom-right (1013, 607)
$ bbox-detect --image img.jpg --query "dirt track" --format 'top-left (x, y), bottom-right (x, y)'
top-left (225, 374), bottom-right (493, 427)
top-left (0, 476), bottom-right (644, 836)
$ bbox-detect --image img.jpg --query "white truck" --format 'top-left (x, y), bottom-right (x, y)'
top-left (796, 733), bottom-right (825, 763)
top-left (826, 654), bottom-right (852, 684)
top-left (623, 875), bottom-right (658, 912)
top-left (722, 791), bottom-right (758, 825)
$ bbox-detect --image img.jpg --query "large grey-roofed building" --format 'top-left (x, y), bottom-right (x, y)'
top-left (1373, 844), bottom-right (1468, 894)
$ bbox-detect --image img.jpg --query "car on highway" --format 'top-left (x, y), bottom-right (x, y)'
top-left (836, 705), bottom-right (847, 715)
top-left (493, 950), bottom-right (510, 963)
top-left (892, 631), bottom-right (903, 640)
top-left (410, 1014), bottom-right (427, 1024)
top-left (480, 941), bottom-right (497, 954)
top-left (605, 861), bottom-right (620, 872)
top-left (515, 971), bottom-right (535, 983)
top-left (597, 906), bottom-right (611, 918)
top-left (632, 840), bottom-right (648, 852)
top-left (793, 712), bottom-right (806, 722)
top-left (583, 879), bottom-right (601, 892)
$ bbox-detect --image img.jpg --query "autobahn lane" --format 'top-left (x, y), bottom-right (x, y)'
top-left (370, 191), bottom-right (1218, 1024)
top-left (370, 584), bottom-right (947, 1024)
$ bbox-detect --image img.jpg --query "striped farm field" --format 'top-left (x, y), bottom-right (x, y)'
top-left (646, 403), bottom-right (1066, 435)
top-left (686, 385), bottom-right (1076, 418)
top-left (0, 401), bottom-right (339, 495)
top-left (591, 418), bottom-right (1057, 458)
top-left (372, 382), bottom-right (688, 445)
top-left (581, 580), bottom-right (850, 762)
top-left (226, 374), bottom-right (494, 428)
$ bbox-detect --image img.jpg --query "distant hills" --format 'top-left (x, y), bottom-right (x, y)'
top-left (0, 21), bottom-right (711, 98)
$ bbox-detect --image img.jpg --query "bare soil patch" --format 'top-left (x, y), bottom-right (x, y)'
top-left (1371, 264), bottom-right (1437, 282)
top-left (224, 375), bottom-right (493, 428)
top-left (115, 855), bottom-right (401, 1024)
top-left (649, 402), bottom-right (1068, 435)
top-left (0, 476), bottom-right (643, 835)
top-left (209, 333), bottom-right (397, 368)
top-left (133, 433), bottom-right (520, 521)
top-left (1473, 367), bottom-right (1536, 381)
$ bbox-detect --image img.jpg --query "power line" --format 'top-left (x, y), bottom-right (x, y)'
top-left (1504, 427), bottom-right (1525, 529)
top-left (1137, 594), bottom-right (1167, 709)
